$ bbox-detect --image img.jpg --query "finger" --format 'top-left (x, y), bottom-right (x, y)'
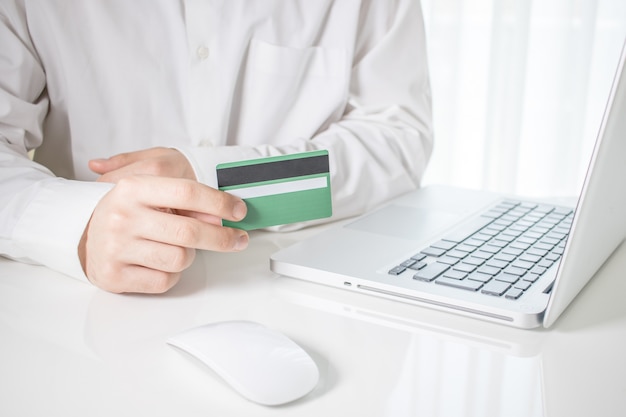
top-left (90, 148), bottom-right (196, 182)
top-left (116, 175), bottom-right (248, 222)
top-left (90, 154), bottom-right (152, 184)
top-left (95, 163), bottom-right (141, 183)
top-left (88, 158), bottom-right (112, 175)
top-left (87, 154), bottom-right (128, 175)
top-left (119, 240), bottom-right (196, 273)
top-left (137, 209), bottom-right (249, 252)
top-left (89, 152), bottom-right (138, 175)
top-left (107, 265), bottom-right (183, 294)
top-left (175, 209), bottom-right (223, 226)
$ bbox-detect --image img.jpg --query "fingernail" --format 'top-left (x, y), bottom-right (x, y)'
top-left (233, 201), bottom-right (247, 220)
top-left (234, 233), bottom-right (249, 251)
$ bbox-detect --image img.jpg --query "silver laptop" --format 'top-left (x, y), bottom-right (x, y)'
top-left (270, 40), bottom-right (626, 329)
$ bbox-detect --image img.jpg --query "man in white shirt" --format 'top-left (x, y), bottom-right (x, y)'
top-left (0, 0), bottom-right (433, 293)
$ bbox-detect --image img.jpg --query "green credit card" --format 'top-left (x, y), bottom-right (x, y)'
top-left (216, 150), bottom-right (332, 230)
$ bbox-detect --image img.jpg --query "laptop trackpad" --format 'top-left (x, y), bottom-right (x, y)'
top-left (345, 205), bottom-right (462, 241)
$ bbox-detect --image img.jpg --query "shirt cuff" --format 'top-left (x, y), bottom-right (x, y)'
top-left (12, 179), bottom-right (114, 282)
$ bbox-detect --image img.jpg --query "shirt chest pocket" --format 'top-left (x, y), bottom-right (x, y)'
top-left (233, 39), bottom-right (349, 144)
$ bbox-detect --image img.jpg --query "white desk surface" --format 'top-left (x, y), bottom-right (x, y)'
top-left (1, 226), bottom-right (625, 417)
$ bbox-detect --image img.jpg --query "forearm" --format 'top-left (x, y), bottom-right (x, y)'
top-left (0, 143), bottom-right (113, 280)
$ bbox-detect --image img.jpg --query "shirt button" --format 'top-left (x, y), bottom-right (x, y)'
top-left (196, 45), bottom-right (209, 60)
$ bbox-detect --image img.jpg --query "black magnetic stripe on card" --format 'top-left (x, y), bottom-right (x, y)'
top-left (217, 154), bottom-right (329, 187)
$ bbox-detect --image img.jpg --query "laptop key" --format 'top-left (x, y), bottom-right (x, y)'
top-left (466, 271), bottom-right (492, 283)
top-left (464, 238), bottom-right (485, 247)
top-left (443, 269), bottom-right (467, 280)
top-left (526, 247), bottom-right (548, 257)
top-left (522, 273), bottom-right (540, 283)
top-left (413, 262), bottom-right (449, 282)
top-left (411, 253), bottom-right (428, 261)
top-left (453, 263), bottom-right (477, 273)
top-left (431, 240), bottom-right (457, 250)
top-left (421, 247), bottom-right (447, 257)
top-left (455, 244), bottom-right (476, 253)
top-left (519, 253), bottom-right (541, 263)
top-left (408, 261), bottom-right (427, 270)
top-left (552, 247), bottom-right (564, 255)
top-left (502, 266), bottom-right (526, 276)
top-left (477, 265), bottom-right (500, 276)
top-left (446, 250), bottom-right (469, 259)
top-left (494, 252), bottom-right (516, 262)
top-left (494, 272), bottom-right (519, 284)
top-left (537, 259), bottom-right (553, 269)
top-left (472, 250), bottom-right (493, 260)
top-left (544, 252), bottom-right (561, 262)
top-left (505, 288), bottom-right (524, 300)
top-left (481, 245), bottom-right (501, 254)
top-left (553, 207), bottom-right (573, 216)
top-left (502, 247), bottom-right (523, 256)
top-left (530, 265), bottom-right (547, 275)
top-left (435, 277), bottom-right (483, 291)
top-left (388, 266), bottom-right (406, 276)
top-left (435, 256), bottom-right (460, 266)
top-left (463, 256), bottom-right (485, 266)
top-left (511, 260), bottom-right (535, 270)
top-left (481, 280), bottom-right (511, 296)
top-left (485, 259), bottom-right (509, 269)
top-left (514, 280), bottom-right (532, 291)
top-left (519, 202), bottom-right (538, 209)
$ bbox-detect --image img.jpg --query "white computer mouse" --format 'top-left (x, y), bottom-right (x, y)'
top-left (167, 320), bottom-right (319, 406)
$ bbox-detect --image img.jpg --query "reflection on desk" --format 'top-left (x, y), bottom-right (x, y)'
top-left (1, 229), bottom-right (625, 417)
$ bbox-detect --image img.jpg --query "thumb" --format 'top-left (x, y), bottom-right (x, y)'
top-left (88, 152), bottom-right (136, 175)
top-left (88, 158), bottom-right (111, 175)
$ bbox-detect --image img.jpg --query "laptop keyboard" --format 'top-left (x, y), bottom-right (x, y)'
top-left (387, 200), bottom-right (573, 300)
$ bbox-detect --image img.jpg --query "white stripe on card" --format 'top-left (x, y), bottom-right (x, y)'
top-left (225, 176), bottom-right (328, 199)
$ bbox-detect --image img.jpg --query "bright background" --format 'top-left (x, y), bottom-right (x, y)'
top-left (420, 0), bottom-right (626, 198)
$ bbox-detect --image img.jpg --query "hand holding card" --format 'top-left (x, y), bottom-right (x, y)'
top-left (217, 150), bottom-right (332, 230)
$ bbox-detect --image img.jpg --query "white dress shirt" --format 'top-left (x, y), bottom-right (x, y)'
top-left (0, 0), bottom-right (432, 282)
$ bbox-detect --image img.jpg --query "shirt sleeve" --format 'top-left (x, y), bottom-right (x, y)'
top-left (0, 3), bottom-right (113, 281)
top-left (178, 0), bottom-right (433, 231)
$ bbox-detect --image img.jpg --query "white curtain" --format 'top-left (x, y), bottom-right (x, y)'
top-left (420, 0), bottom-right (626, 198)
